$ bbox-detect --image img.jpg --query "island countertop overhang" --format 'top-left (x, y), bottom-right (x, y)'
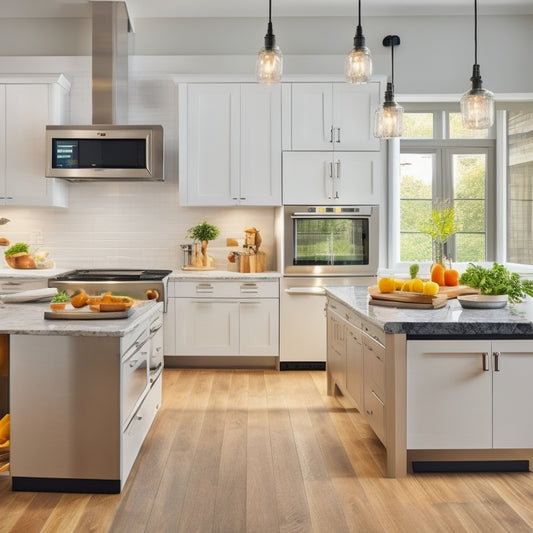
top-left (0, 300), bottom-right (162, 337)
top-left (325, 286), bottom-right (533, 338)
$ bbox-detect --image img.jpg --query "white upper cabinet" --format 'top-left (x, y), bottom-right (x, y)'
top-left (179, 83), bottom-right (281, 206)
top-left (284, 82), bottom-right (381, 151)
top-left (0, 76), bottom-right (69, 207)
top-left (282, 151), bottom-right (383, 205)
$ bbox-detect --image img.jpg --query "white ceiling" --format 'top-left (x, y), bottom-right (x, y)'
top-left (2, 0), bottom-right (533, 19)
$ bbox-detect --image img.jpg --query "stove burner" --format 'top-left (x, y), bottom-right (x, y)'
top-left (54, 269), bottom-right (172, 282)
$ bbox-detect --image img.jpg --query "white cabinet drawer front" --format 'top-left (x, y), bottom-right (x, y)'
top-left (0, 279), bottom-right (48, 293)
top-left (172, 280), bottom-right (278, 298)
top-left (122, 377), bottom-right (161, 485)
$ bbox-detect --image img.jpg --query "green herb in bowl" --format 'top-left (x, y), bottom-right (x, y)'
top-left (50, 290), bottom-right (70, 310)
top-left (459, 263), bottom-right (533, 304)
top-left (4, 242), bottom-right (29, 256)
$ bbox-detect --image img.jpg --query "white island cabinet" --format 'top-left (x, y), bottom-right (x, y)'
top-left (9, 302), bottom-right (163, 493)
top-left (407, 339), bottom-right (533, 450)
top-left (0, 75), bottom-right (69, 207)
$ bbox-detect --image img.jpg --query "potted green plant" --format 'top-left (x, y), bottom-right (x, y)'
top-left (419, 204), bottom-right (457, 267)
top-left (187, 220), bottom-right (220, 267)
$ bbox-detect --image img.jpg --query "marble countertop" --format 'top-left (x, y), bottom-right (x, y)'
top-left (325, 286), bottom-right (533, 337)
top-left (0, 267), bottom-right (68, 279)
top-left (169, 269), bottom-right (281, 280)
top-left (0, 299), bottom-right (162, 337)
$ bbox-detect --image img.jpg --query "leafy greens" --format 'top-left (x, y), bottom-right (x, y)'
top-left (459, 263), bottom-right (533, 304)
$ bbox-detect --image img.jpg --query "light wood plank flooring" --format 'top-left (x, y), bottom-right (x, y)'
top-left (1, 369), bottom-right (533, 532)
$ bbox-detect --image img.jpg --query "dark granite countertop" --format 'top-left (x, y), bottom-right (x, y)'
top-left (325, 286), bottom-right (533, 338)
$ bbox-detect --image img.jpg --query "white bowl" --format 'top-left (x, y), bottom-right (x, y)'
top-left (457, 294), bottom-right (508, 309)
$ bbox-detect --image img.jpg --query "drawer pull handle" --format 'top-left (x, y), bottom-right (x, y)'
top-left (482, 352), bottom-right (489, 371)
top-left (493, 351), bottom-right (501, 371)
top-left (366, 409), bottom-right (373, 416)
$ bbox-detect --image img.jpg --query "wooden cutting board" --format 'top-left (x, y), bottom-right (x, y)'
top-left (367, 285), bottom-right (479, 309)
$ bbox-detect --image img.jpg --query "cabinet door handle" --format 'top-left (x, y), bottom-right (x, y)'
top-left (327, 162), bottom-right (333, 199)
top-left (196, 283), bottom-right (214, 293)
top-left (482, 352), bottom-right (489, 371)
top-left (493, 351), bottom-right (501, 371)
top-left (336, 160), bottom-right (341, 179)
top-left (330, 126), bottom-right (334, 143)
top-left (336, 127), bottom-right (341, 143)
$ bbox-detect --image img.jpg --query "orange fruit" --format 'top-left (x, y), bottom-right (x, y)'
top-left (444, 268), bottom-right (460, 286)
top-left (430, 264), bottom-right (446, 286)
top-left (377, 277), bottom-right (396, 293)
top-left (423, 281), bottom-right (440, 295)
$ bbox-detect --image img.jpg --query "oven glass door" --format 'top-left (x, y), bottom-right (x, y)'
top-left (293, 216), bottom-right (369, 266)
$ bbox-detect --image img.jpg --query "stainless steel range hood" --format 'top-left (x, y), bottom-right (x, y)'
top-left (45, 1), bottom-right (164, 181)
top-left (92, 0), bottom-right (130, 125)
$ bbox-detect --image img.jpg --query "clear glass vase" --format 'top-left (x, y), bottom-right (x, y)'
top-left (432, 240), bottom-right (451, 269)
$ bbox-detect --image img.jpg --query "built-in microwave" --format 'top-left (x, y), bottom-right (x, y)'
top-left (283, 205), bottom-right (379, 276)
top-left (45, 124), bottom-right (164, 181)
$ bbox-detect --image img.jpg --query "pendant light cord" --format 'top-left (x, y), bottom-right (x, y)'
top-left (391, 42), bottom-right (395, 86)
top-left (474, 0), bottom-right (478, 65)
top-left (358, 0), bottom-right (361, 27)
top-left (269, 0), bottom-right (272, 24)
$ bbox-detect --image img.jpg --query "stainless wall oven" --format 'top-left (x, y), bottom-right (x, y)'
top-left (280, 205), bottom-right (379, 369)
top-left (283, 205), bottom-right (379, 276)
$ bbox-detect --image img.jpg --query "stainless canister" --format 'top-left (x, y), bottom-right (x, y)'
top-left (180, 244), bottom-right (193, 266)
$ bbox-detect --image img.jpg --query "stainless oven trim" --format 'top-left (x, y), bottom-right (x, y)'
top-left (283, 204), bottom-right (379, 276)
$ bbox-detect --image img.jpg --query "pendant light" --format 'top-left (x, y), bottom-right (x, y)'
top-left (460, 0), bottom-right (494, 129)
top-left (256, 0), bottom-right (282, 84)
top-left (374, 35), bottom-right (403, 139)
top-left (345, 0), bottom-right (372, 84)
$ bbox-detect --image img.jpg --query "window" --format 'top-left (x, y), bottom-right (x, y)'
top-left (507, 111), bottom-right (533, 264)
top-left (398, 107), bottom-right (495, 264)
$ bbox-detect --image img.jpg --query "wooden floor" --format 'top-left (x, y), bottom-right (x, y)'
top-left (1, 369), bottom-right (533, 532)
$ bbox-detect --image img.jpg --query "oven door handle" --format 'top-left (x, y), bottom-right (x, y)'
top-left (284, 287), bottom-right (326, 295)
top-left (290, 214), bottom-right (365, 219)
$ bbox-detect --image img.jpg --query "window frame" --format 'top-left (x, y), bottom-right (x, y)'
top-left (392, 106), bottom-right (496, 271)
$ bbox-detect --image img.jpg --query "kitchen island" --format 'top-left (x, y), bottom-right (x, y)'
top-left (0, 299), bottom-right (164, 493)
top-left (325, 286), bottom-right (533, 478)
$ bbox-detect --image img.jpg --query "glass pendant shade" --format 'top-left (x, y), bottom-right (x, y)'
top-left (256, 45), bottom-right (283, 84)
top-left (374, 100), bottom-right (404, 139)
top-left (344, 45), bottom-right (372, 84)
top-left (460, 86), bottom-right (494, 129)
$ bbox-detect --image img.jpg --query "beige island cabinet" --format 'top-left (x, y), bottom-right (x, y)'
top-left (325, 286), bottom-right (533, 478)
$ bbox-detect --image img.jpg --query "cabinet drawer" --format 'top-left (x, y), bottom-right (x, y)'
top-left (122, 377), bottom-right (161, 484)
top-left (0, 279), bottom-right (48, 293)
top-left (364, 387), bottom-right (385, 444)
top-left (327, 300), bottom-right (362, 329)
top-left (171, 280), bottom-right (278, 298)
top-left (363, 336), bottom-right (385, 402)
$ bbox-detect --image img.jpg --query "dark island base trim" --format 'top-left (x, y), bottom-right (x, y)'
top-left (12, 476), bottom-right (121, 494)
top-left (407, 334), bottom-right (533, 341)
top-left (412, 460), bottom-right (529, 473)
top-left (280, 361), bottom-right (326, 371)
